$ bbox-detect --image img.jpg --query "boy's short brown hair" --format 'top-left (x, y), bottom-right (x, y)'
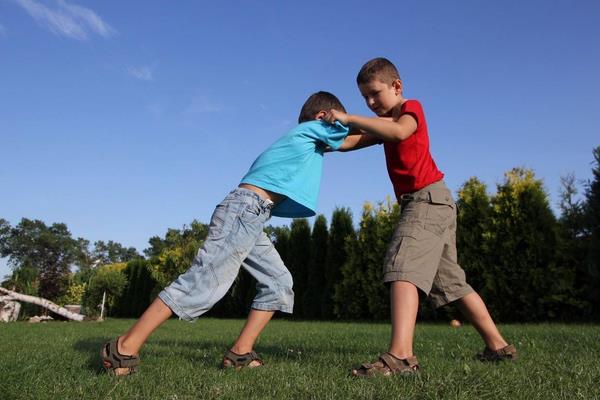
top-left (356, 57), bottom-right (401, 86)
top-left (298, 91), bottom-right (346, 123)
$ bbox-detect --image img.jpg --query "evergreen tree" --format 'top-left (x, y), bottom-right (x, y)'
top-left (287, 219), bottom-right (311, 317)
top-left (265, 225), bottom-right (291, 263)
top-left (333, 225), bottom-right (365, 319)
top-left (584, 146), bottom-right (600, 318)
top-left (456, 177), bottom-right (492, 293)
top-left (362, 199), bottom-right (400, 320)
top-left (303, 215), bottom-right (328, 319)
top-left (114, 259), bottom-right (156, 317)
top-left (554, 174), bottom-right (589, 319)
top-left (334, 201), bottom-right (398, 320)
top-left (323, 208), bottom-right (354, 319)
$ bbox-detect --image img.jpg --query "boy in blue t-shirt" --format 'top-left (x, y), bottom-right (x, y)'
top-left (101, 91), bottom-right (350, 375)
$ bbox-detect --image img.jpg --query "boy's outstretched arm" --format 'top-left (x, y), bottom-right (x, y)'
top-left (324, 109), bottom-right (417, 142)
top-left (337, 132), bottom-right (382, 152)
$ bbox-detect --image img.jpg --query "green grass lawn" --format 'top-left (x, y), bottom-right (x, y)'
top-left (0, 318), bottom-right (599, 400)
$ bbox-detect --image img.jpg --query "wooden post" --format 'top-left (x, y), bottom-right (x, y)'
top-left (99, 291), bottom-right (106, 321)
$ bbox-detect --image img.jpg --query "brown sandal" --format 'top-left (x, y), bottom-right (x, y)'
top-left (476, 344), bottom-right (518, 362)
top-left (221, 350), bottom-right (264, 369)
top-left (352, 353), bottom-right (419, 377)
top-left (100, 338), bottom-right (140, 376)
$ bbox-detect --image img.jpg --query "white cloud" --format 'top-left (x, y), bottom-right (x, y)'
top-left (14, 0), bottom-right (115, 40)
top-left (128, 66), bottom-right (153, 81)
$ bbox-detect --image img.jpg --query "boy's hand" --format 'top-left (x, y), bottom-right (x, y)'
top-left (323, 109), bottom-right (349, 125)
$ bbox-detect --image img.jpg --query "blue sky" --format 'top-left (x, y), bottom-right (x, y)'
top-left (1, 0), bottom-right (599, 279)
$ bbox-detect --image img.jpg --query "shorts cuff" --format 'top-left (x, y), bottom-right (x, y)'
top-left (383, 272), bottom-right (430, 295)
top-left (158, 291), bottom-right (196, 322)
top-left (251, 302), bottom-right (293, 314)
top-left (430, 285), bottom-right (475, 308)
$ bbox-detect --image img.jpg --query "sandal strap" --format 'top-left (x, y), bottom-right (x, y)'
top-left (379, 353), bottom-right (419, 372)
top-left (223, 350), bottom-right (262, 367)
top-left (103, 339), bottom-right (140, 369)
top-left (482, 344), bottom-right (517, 359)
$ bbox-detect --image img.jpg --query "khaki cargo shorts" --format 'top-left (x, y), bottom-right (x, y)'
top-left (383, 180), bottom-right (473, 308)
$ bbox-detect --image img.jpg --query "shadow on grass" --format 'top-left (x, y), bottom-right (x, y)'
top-left (147, 338), bottom-right (369, 364)
top-left (73, 335), bottom-right (369, 373)
top-left (74, 337), bottom-right (110, 374)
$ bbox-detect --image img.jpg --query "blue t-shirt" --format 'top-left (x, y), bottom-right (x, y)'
top-left (240, 120), bottom-right (349, 218)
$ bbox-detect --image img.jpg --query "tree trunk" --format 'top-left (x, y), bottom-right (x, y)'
top-left (0, 287), bottom-right (84, 321)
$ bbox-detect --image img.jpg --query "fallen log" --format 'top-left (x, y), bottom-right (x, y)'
top-left (0, 296), bottom-right (21, 322)
top-left (0, 287), bottom-right (84, 321)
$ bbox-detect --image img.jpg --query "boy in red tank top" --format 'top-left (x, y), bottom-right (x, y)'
top-left (324, 57), bottom-right (516, 377)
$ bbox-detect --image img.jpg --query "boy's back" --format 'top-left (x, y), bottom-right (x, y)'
top-left (241, 120), bottom-right (348, 218)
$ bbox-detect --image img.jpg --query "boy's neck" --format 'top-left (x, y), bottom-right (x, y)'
top-left (388, 97), bottom-right (407, 117)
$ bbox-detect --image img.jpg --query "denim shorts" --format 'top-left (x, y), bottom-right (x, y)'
top-left (383, 180), bottom-right (473, 308)
top-left (158, 187), bottom-right (294, 321)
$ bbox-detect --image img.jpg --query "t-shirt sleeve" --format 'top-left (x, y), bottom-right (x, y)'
top-left (312, 121), bottom-right (349, 150)
top-left (400, 100), bottom-right (422, 127)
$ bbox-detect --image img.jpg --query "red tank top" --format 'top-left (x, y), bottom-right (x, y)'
top-left (383, 99), bottom-right (444, 198)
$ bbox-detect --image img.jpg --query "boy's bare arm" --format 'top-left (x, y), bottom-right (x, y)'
top-left (324, 109), bottom-right (417, 142)
top-left (337, 132), bottom-right (382, 152)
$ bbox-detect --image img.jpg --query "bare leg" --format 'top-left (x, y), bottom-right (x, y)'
top-left (118, 297), bottom-right (173, 356)
top-left (454, 291), bottom-right (508, 350)
top-left (226, 308), bottom-right (275, 367)
top-left (388, 281), bottom-right (419, 359)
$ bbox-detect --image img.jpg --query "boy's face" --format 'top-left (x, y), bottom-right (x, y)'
top-left (358, 78), bottom-right (402, 117)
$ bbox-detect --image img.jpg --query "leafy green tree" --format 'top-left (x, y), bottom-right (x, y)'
top-left (287, 219), bottom-right (311, 317)
top-left (322, 208), bottom-right (354, 319)
top-left (0, 218), bottom-right (79, 300)
top-left (146, 221), bottom-right (208, 292)
top-left (486, 168), bottom-right (559, 321)
top-left (144, 220), bottom-right (208, 259)
top-left (303, 215), bottom-right (329, 319)
top-left (82, 263), bottom-right (127, 317)
top-left (0, 219), bottom-right (10, 247)
top-left (56, 276), bottom-right (86, 306)
top-left (92, 240), bottom-right (140, 264)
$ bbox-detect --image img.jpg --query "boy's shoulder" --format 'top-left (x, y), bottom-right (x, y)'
top-left (296, 120), bottom-right (327, 129)
top-left (391, 99), bottom-right (424, 121)
top-left (402, 99), bottom-right (423, 109)
top-left (292, 120), bottom-right (347, 135)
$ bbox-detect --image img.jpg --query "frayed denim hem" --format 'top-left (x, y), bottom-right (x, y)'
top-left (251, 302), bottom-right (293, 314)
top-left (158, 291), bottom-right (196, 322)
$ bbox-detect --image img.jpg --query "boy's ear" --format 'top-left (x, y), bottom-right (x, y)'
top-left (314, 110), bottom-right (327, 120)
top-left (392, 79), bottom-right (403, 95)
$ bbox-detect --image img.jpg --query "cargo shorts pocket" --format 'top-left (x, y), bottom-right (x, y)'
top-left (424, 191), bottom-right (454, 236)
top-left (383, 223), bottom-right (421, 274)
